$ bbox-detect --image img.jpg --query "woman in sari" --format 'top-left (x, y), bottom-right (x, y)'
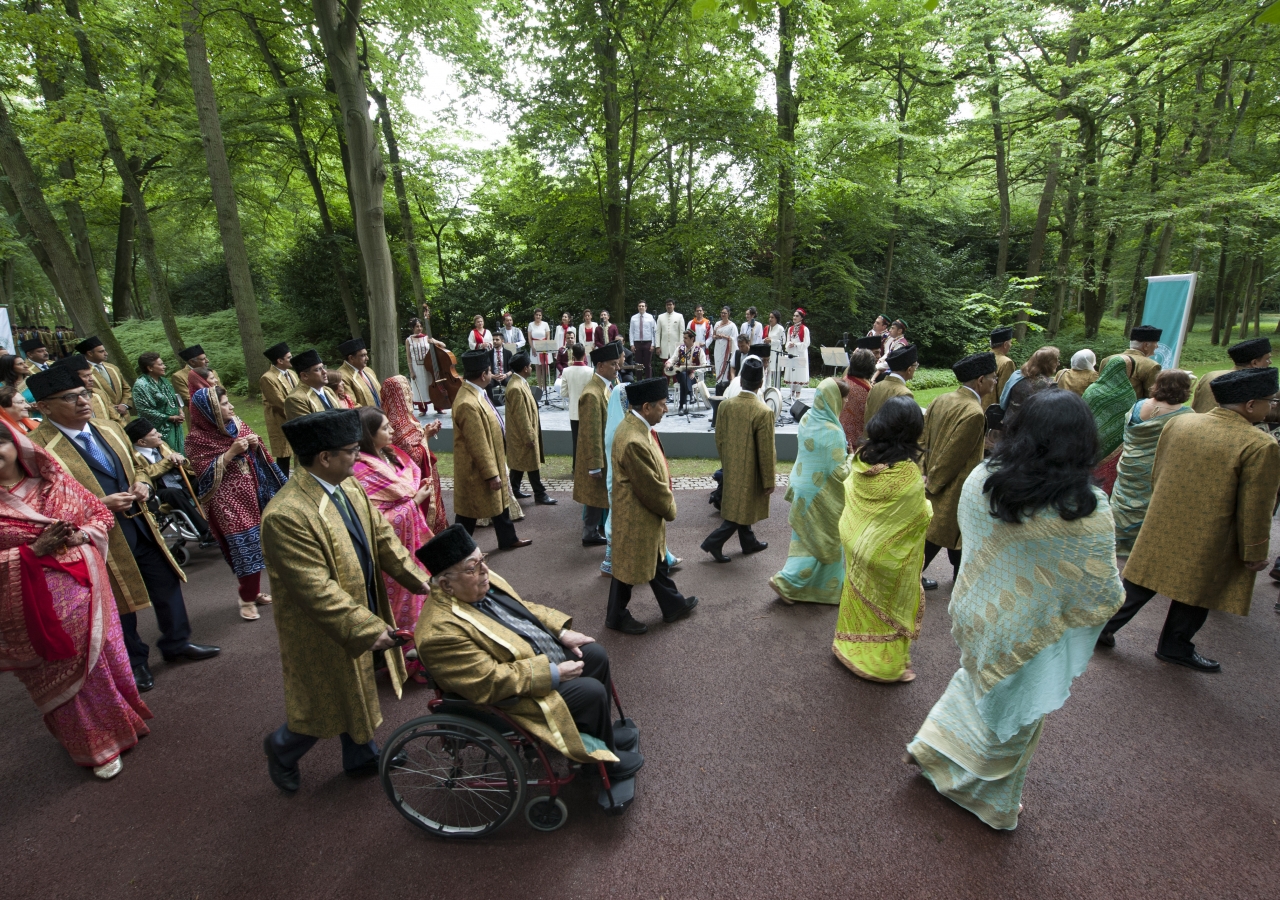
top-left (1111, 369), bottom-right (1193, 555)
top-left (906, 390), bottom-right (1124, 830)
top-left (381, 375), bottom-right (447, 534)
top-left (185, 387), bottom-right (285, 621)
top-left (840, 349), bottom-right (876, 449)
top-left (1, 354), bottom-right (35, 405)
top-left (1, 385), bottom-right (40, 433)
top-left (1082, 355), bottom-right (1137, 494)
top-left (770, 378), bottom-right (852, 605)
top-left (0, 419), bottom-right (150, 779)
top-left (132, 352), bottom-right (185, 452)
top-left (832, 396), bottom-right (932, 682)
top-left (326, 371), bottom-right (357, 409)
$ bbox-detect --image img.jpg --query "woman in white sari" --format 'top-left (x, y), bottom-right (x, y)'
top-left (712, 307), bottom-right (737, 383)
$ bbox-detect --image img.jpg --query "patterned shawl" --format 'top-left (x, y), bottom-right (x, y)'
top-left (382, 375), bottom-right (447, 534)
top-left (786, 378), bottom-right (851, 565)
top-left (1083, 356), bottom-right (1137, 458)
top-left (132, 374), bottom-right (182, 429)
top-left (1111, 402), bottom-right (1192, 554)
top-left (840, 376), bottom-right (871, 449)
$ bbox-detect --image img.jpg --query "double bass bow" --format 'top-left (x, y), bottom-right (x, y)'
top-left (419, 305), bottom-right (463, 412)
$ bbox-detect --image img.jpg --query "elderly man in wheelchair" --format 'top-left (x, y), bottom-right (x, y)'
top-left (382, 524), bottom-right (641, 836)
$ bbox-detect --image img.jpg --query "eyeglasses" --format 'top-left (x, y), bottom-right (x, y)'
top-left (50, 390), bottom-right (93, 403)
top-left (458, 554), bottom-right (489, 577)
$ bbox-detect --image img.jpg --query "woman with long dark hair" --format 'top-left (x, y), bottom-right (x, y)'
top-left (840, 348), bottom-right (877, 449)
top-left (906, 389), bottom-right (1124, 830)
top-left (832, 396), bottom-right (932, 682)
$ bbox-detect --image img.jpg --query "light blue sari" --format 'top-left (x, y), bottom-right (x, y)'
top-left (601, 385), bottom-right (676, 575)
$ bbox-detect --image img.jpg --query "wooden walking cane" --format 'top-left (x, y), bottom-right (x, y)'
top-left (177, 463), bottom-right (205, 519)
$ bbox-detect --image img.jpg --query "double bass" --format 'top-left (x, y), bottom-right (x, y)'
top-left (418, 305), bottom-right (463, 412)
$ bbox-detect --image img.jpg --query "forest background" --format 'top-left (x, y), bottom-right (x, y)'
top-left (1, 0), bottom-right (1277, 396)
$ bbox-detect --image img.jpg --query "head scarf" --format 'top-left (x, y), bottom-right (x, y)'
top-left (381, 375), bottom-right (424, 460)
top-left (786, 378), bottom-right (851, 565)
top-left (185, 388), bottom-right (284, 534)
top-left (1082, 356), bottom-right (1137, 458)
top-left (1070, 349), bottom-right (1096, 371)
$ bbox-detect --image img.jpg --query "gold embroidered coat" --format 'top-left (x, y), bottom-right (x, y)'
top-left (715, 391), bottom-right (776, 525)
top-left (1123, 408), bottom-right (1280, 616)
top-left (864, 376), bottom-right (913, 424)
top-left (90, 362), bottom-right (131, 420)
top-left (573, 375), bottom-right (611, 508)
top-left (1190, 368), bottom-right (1233, 414)
top-left (170, 365), bottom-right (219, 405)
top-left (452, 382), bottom-right (508, 519)
top-left (338, 362), bottom-right (382, 408)
top-left (258, 365), bottom-right (297, 457)
top-left (503, 372), bottom-right (543, 473)
top-left (1055, 367), bottom-right (1099, 396)
top-left (980, 352), bottom-right (1016, 410)
top-left (414, 572), bottom-right (617, 765)
top-left (1102, 349), bottom-right (1161, 400)
top-left (130, 440), bottom-right (192, 484)
top-left (29, 419), bottom-right (185, 615)
top-left (283, 382), bottom-right (341, 421)
top-left (610, 413), bottom-right (676, 585)
top-left (921, 387), bottom-right (986, 549)
top-left (261, 473), bottom-right (427, 743)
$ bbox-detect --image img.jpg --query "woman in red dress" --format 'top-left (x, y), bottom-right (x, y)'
top-left (381, 375), bottom-right (448, 535)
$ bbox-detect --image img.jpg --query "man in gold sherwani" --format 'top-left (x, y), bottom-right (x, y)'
top-left (170, 345), bottom-right (218, 406)
top-left (58, 355), bottom-right (119, 423)
top-left (259, 341), bottom-right (297, 475)
top-left (452, 349), bottom-right (531, 550)
top-left (283, 349), bottom-right (341, 421)
top-left (864, 344), bottom-right (917, 423)
top-left (336, 338), bottom-right (382, 409)
top-left (1098, 367), bottom-right (1280, 673)
top-left (1102, 324), bottom-right (1163, 400)
top-left (261, 408), bottom-right (431, 792)
top-left (1190, 337), bottom-right (1271, 413)
top-left (77, 335), bottom-right (132, 419)
top-left (504, 353), bottom-right (557, 507)
top-left (980, 327), bottom-right (1015, 411)
top-left (415, 525), bottom-right (643, 780)
top-left (701, 358), bottom-right (774, 561)
top-left (574, 342), bottom-right (620, 546)
top-left (919, 352), bottom-right (998, 590)
top-left (606, 377), bottom-right (699, 635)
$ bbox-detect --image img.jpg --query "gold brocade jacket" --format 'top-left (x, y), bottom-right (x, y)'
top-left (90, 362), bottom-right (131, 420)
top-left (503, 373), bottom-right (544, 473)
top-left (451, 382), bottom-right (508, 520)
top-left (338, 362), bottom-right (382, 408)
top-left (864, 376), bottom-right (913, 424)
top-left (1190, 368), bottom-right (1233, 414)
top-left (1102, 349), bottom-right (1161, 400)
top-left (610, 412), bottom-right (676, 585)
top-left (170, 365), bottom-right (219, 405)
top-left (1123, 408), bottom-right (1280, 616)
top-left (921, 387), bottom-right (986, 550)
top-left (715, 392), bottom-right (776, 526)
top-left (980, 352), bottom-right (1016, 410)
top-left (258, 366), bottom-right (297, 457)
top-left (414, 572), bottom-right (617, 765)
top-left (261, 473), bottom-right (427, 743)
top-left (283, 383), bottom-right (341, 421)
top-left (573, 375), bottom-right (610, 508)
top-left (29, 419), bottom-right (185, 615)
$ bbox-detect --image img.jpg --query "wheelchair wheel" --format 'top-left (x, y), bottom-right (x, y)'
top-left (525, 796), bottom-right (568, 832)
top-left (170, 545), bottom-right (191, 567)
top-left (381, 714), bottom-right (525, 838)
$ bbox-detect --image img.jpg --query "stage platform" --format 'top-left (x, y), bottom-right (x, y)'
top-left (417, 383), bottom-right (820, 460)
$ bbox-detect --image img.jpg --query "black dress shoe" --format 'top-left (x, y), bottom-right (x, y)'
top-left (535, 494), bottom-right (558, 505)
top-left (1155, 650), bottom-right (1221, 672)
top-left (612, 726), bottom-right (639, 752)
top-left (605, 613), bottom-right (648, 635)
top-left (498, 538), bottom-right (533, 550)
top-left (513, 489), bottom-right (532, 499)
top-left (663, 596), bottom-right (699, 624)
top-left (132, 664), bottom-right (154, 693)
top-left (1096, 632), bottom-right (1115, 648)
top-left (263, 735), bottom-right (300, 793)
top-left (582, 536), bottom-right (608, 547)
top-left (742, 541), bottom-right (769, 555)
top-left (605, 749), bottom-right (645, 781)
top-left (700, 539), bottom-right (731, 562)
top-left (345, 756), bottom-right (382, 778)
top-left (921, 577), bottom-right (938, 591)
top-left (1270, 565), bottom-right (1280, 583)
top-left (163, 642), bottom-right (221, 662)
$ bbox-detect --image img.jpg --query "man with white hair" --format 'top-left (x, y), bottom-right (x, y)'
top-left (1101, 325), bottom-right (1163, 400)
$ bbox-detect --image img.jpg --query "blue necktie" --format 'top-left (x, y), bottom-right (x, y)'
top-left (77, 431), bottom-right (112, 472)
top-left (318, 390), bottom-right (333, 410)
top-left (362, 370), bottom-right (381, 408)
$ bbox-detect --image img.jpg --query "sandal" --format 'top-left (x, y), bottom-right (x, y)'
top-left (93, 757), bottom-right (123, 780)
top-left (239, 599), bottom-right (260, 621)
top-left (255, 593), bottom-right (273, 605)
top-left (898, 669), bottom-right (916, 683)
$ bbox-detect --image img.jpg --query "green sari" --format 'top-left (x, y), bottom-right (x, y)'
top-left (132, 374), bottom-right (184, 452)
top-left (770, 379), bottom-right (849, 605)
top-left (1111, 400), bottom-right (1191, 554)
top-left (1082, 356), bottom-right (1137, 494)
top-left (832, 455), bottom-right (931, 681)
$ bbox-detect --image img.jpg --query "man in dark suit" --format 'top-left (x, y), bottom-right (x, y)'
top-left (487, 332), bottom-right (514, 407)
top-left (27, 366), bottom-right (219, 692)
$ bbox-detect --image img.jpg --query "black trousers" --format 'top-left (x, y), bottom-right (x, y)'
top-left (156, 486), bottom-right (210, 537)
top-left (633, 341), bottom-right (653, 379)
top-left (923, 541), bottom-right (962, 579)
top-left (120, 538), bottom-right (192, 668)
top-left (582, 505), bottom-right (606, 541)
top-left (675, 371), bottom-right (696, 408)
top-left (456, 510), bottom-right (519, 548)
top-left (269, 724), bottom-right (377, 772)
top-left (1102, 579), bottom-right (1210, 659)
top-left (510, 469), bottom-right (547, 497)
top-left (570, 420), bottom-right (579, 468)
top-left (558, 642), bottom-right (616, 751)
top-left (277, 457), bottom-right (290, 476)
top-left (703, 518), bottom-right (763, 553)
top-left (607, 557), bottom-right (686, 622)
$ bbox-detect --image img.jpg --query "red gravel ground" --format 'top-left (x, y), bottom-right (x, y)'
top-left (2, 492), bottom-right (1279, 900)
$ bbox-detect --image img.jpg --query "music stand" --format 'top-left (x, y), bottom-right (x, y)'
top-left (820, 346), bottom-right (849, 379)
top-left (531, 340), bottom-right (561, 408)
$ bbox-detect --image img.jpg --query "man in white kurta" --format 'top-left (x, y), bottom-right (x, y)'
top-left (656, 300), bottom-right (685, 376)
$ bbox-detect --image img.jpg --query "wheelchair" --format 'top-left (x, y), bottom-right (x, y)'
top-left (147, 498), bottom-right (202, 567)
top-left (380, 651), bottom-right (639, 838)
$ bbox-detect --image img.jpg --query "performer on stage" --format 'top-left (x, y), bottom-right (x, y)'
top-left (784, 309), bottom-right (811, 400)
top-left (739, 307), bottom-right (764, 344)
top-left (528, 309), bottom-right (553, 388)
top-left (574, 343), bottom-right (620, 546)
top-left (467, 316), bottom-right (494, 351)
top-left (405, 317), bottom-right (449, 414)
top-left (594, 310), bottom-right (620, 348)
top-left (555, 312), bottom-right (575, 376)
top-left (77, 337), bottom-right (130, 420)
top-left (336, 339), bottom-right (381, 409)
top-left (505, 354), bottom-right (557, 507)
top-left (605, 377), bottom-right (699, 635)
top-left (486, 332), bottom-right (512, 406)
top-left (629, 302), bottom-right (657, 380)
top-left (766, 310), bottom-right (787, 388)
top-left (701, 358), bottom-right (774, 562)
top-left (577, 309), bottom-right (597, 347)
top-left (711, 307), bottom-right (737, 383)
top-left (656, 299), bottom-right (685, 375)
top-left (284, 349), bottom-right (341, 420)
top-left (259, 342), bottom-right (296, 475)
top-left (864, 345), bottom-right (917, 423)
top-left (499, 313), bottom-right (526, 353)
top-left (689, 305), bottom-right (713, 350)
top-left (866, 315), bottom-right (890, 345)
top-left (666, 330), bottom-right (709, 413)
top-left (1101, 325), bottom-right (1163, 400)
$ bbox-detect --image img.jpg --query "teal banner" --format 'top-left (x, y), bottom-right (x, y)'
top-left (1141, 274), bottom-right (1197, 369)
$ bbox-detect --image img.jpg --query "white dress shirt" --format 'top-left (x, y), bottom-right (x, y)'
top-left (629, 312), bottom-right (656, 345)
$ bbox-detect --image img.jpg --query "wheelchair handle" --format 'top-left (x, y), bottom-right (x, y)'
top-left (391, 628), bottom-right (415, 647)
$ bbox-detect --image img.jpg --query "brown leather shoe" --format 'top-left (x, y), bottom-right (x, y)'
top-left (499, 538), bottom-right (533, 550)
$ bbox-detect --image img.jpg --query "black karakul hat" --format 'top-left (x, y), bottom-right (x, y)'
top-left (740, 357), bottom-right (764, 388)
top-left (510, 352), bottom-right (531, 372)
top-left (292, 349), bottom-right (323, 371)
top-left (886, 344), bottom-right (918, 372)
top-left (1227, 338), bottom-right (1272, 365)
top-left (855, 336), bottom-right (883, 350)
top-left (416, 523), bottom-right (478, 576)
top-left (1210, 367), bottom-right (1278, 405)
top-left (461, 349), bottom-right (491, 377)
top-left (74, 335), bottom-right (103, 354)
top-left (990, 326), bottom-right (1014, 344)
top-left (124, 418), bottom-right (157, 443)
top-left (952, 351), bottom-right (998, 382)
top-left (282, 408), bottom-right (361, 457)
top-left (263, 341), bottom-right (290, 362)
top-left (55, 353), bottom-right (91, 372)
top-left (590, 342), bottom-right (622, 364)
top-left (749, 343), bottom-right (771, 359)
top-left (20, 337), bottom-right (45, 352)
top-left (26, 365), bottom-right (83, 400)
top-left (338, 338), bottom-right (366, 357)
top-left (178, 345), bottom-right (205, 361)
top-left (625, 377), bottom-right (667, 406)
top-left (1130, 325), bottom-right (1162, 342)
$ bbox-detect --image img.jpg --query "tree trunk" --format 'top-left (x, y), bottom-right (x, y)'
top-left (110, 186), bottom-right (136, 321)
top-left (1076, 117), bottom-right (1104, 337)
top-left (594, 5), bottom-right (626, 325)
top-left (772, 1), bottom-right (797, 308)
top-left (1221, 255), bottom-right (1247, 344)
top-left (1210, 220), bottom-right (1230, 344)
top-left (1124, 221), bottom-right (1155, 334)
top-left (65, 0), bottom-right (182, 357)
top-left (1048, 168), bottom-right (1080, 337)
top-left (370, 86), bottom-right (427, 314)
top-left (0, 100), bottom-right (127, 374)
top-left (311, 0), bottom-right (398, 374)
top-left (1250, 258), bottom-right (1264, 337)
top-left (0, 173), bottom-right (77, 330)
top-left (986, 44), bottom-right (1010, 284)
top-left (182, 0), bottom-right (266, 394)
top-left (1149, 221), bottom-right (1174, 278)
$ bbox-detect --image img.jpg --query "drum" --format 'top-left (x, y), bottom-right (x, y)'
top-left (761, 386), bottom-right (783, 420)
top-left (693, 378), bottom-right (712, 409)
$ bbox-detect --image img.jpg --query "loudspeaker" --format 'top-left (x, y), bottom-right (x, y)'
top-left (790, 399), bottom-right (810, 422)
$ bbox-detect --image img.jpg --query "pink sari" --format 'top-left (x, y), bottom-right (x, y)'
top-left (0, 420), bottom-right (151, 767)
top-left (382, 375), bottom-right (448, 534)
top-left (353, 447), bottom-right (432, 631)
